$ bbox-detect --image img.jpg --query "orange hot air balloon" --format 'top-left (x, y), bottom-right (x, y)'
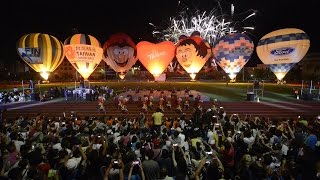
top-left (137, 41), bottom-right (175, 79)
top-left (176, 34), bottom-right (212, 80)
top-left (64, 34), bottom-right (103, 80)
top-left (103, 33), bottom-right (137, 79)
top-left (17, 33), bottom-right (65, 80)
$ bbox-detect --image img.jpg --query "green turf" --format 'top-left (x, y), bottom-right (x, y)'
top-left (0, 81), bottom-right (304, 102)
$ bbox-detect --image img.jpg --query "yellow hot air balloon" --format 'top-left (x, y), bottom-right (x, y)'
top-left (64, 34), bottom-right (103, 80)
top-left (256, 28), bottom-right (310, 81)
top-left (176, 34), bottom-right (212, 80)
top-left (17, 33), bottom-right (65, 80)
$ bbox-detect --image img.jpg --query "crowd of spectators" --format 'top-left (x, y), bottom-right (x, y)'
top-left (1, 90), bottom-right (320, 180)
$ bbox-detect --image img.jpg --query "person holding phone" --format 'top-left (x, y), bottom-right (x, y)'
top-left (128, 159), bottom-right (145, 180)
top-left (104, 159), bottom-right (124, 180)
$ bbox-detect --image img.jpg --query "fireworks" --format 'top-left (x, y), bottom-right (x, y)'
top-left (151, 3), bottom-right (257, 45)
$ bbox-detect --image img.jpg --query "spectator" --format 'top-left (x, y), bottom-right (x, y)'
top-left (152, 108), bottom-right (164, 135)
top-left (142, 149), bottom-right (160, 180)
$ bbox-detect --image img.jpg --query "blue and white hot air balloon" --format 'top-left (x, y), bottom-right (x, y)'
top-left (256, 28), bottom-right (310, 81)
top-left (212, 33), bottom-right (254, 81)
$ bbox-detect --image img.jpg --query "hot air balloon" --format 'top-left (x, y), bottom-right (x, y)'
top-left (256, 28), bottom-right (310, 82)
top-left (175, 33), bottom-right (212, 80)
top-left (64, 34), bottom-right (103, 80)
top-left (17, 33), bottom-right (65, 80)
top-left (103, 33), bottom-right (137, 79)
top-left (137, 41), bottom-right (175, 79)
top-left (213, 33), bottom-right (254, 81)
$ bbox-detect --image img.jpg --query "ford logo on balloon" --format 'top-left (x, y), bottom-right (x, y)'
top-left (270, 47), bottom-right (295, 56)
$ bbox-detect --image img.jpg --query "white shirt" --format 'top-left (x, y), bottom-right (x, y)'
top-left (281, 144), bottom-right (289, 156)
top-left (207, 130), bottom-right (215, 145)
top-left (66, 157), bottom-right (82, 170)
top-left (14, 140), bottom-right (25, 152)
top-left (178, 133), bottom-right (186, 145)
top-left (52, 143), bottom-right (63, 151)
top-left (243, 136), bottom-right (255, 148)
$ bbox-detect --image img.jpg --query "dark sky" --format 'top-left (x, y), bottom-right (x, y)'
top-left (1, 0), bottom-right (318, 65)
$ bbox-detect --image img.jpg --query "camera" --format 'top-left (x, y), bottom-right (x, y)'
top-left (133, 161), bottom-right (140, 165)
top-left (173, 143), bottom-right (178, 147)
top-left (206, 151), bottom-right (213, 155)
top-left (113, 160), bottom-right (120, 169)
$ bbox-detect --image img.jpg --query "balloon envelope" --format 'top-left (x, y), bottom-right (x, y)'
top-left (64, 34), bottom-right (103, 80)
top-left (213, 33), bottom-right (254, 80)
top-left (175, 35), bottom-right (212, 79)
top-left (137, 41), bottom-right (175, 79)
top-left (103, 33), bottom-right (137, 79)
top-left (268, 63), bottom-right (296, 81)
top-left (17, 33), bottom-right (65, 80)
top-left (256, 28), bottom-right (310, 81)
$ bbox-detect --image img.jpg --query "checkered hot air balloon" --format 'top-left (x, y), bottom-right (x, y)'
top-left (256, 28), bottom-right (310, 81)
top-left (102, 33), bottom-right (137, 79)
top-left (64, 34), bottom-right (103, 80)
top-left (17, 33), bottom-right (65, 80)
top-left (212, 33), bottom-right (254, 81)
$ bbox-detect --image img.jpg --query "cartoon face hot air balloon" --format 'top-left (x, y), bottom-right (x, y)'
top-left (17, 33), bottom-right (65, 80)
top-left (64, 34), bottom-right (103, 80)
top-left (137, 41), bottom-right (175, 79)
top-left (256, 28), bottom-right (310, 81)
top-left (103, 33), bottom-right (137, 79)
top-left (176, 34), bottom-right (212, 80)
top-left (213, 33), bottom-right (254, 81)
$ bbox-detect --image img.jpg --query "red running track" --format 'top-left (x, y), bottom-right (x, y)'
top-left (2, 99), bottom-right (320, 121)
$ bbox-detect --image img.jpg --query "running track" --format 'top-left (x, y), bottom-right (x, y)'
top-left (2, 98), bottom-right (319, 121)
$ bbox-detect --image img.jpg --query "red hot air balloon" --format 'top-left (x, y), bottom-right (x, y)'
top-left (137, 41), bottom-right (176, 80)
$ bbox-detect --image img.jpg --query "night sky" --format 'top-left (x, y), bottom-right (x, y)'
top-left (1, 0), bottom-right (318, 65)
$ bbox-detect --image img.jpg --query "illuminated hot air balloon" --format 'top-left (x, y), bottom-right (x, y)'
top-left (64, 34), bottom-right (103, 80)
top-left (213, 33), bottom-right (254, 81)
top-left (17, 33), bottom-right (65, 80)
top-left (256, 28), bottom-right (310, 81)
top-left (175, 33), bottom-right (212, 80)
top-left (137, 41), bottom-right (175, 79)
top-left (103, 33), bottom-right (137, 79)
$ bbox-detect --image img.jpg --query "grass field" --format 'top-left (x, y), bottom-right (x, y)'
top-left (0, 81), bottom-right (303, 102)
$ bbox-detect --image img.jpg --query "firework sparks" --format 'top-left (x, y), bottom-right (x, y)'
top-left (152, 4), bottom-right (256, 45)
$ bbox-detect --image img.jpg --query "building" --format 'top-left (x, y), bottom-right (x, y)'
top-left (299, 52), bottom-right (320, 80)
